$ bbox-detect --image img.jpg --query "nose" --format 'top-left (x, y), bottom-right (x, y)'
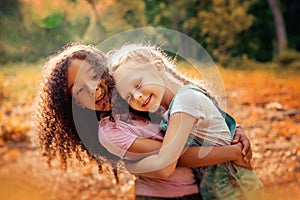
top-left (87, 81), bottom-right (97, 96)
top-left (132, 89), bottom-right (143, 100)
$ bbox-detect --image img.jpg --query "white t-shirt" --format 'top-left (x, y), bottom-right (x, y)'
top-left (165, 85), bottom-right (232, 146)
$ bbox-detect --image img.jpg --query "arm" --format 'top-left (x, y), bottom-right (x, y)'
top-left (126, 126), bottom-right (252, 167)
top-left (178, 143), bottom-right (243, 167)
top-left (125, 112), bottom-right (196, 178)
top-left (178, 125), bottom-right (252, 167)
top-left (125, 124), bottom-right (252, 178)
top-left (126, 138), bottom-right (252, 178)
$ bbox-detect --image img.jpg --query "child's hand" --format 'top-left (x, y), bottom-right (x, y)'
top-left (232, 125), bottom-right (252, 162)
top-left (233, 143), bottom-right (253, 170)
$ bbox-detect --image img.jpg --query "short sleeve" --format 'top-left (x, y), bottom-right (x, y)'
top-left (170, 87), bottom-right (208, 119)
top-left (98, 118), bottom-right (137, 160)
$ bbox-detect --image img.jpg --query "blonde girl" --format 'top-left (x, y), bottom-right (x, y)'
top-left (108, 43), bottom-right (264, 200)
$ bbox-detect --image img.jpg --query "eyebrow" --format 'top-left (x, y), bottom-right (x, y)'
top-left (87, 66), bottom-right (95, 73)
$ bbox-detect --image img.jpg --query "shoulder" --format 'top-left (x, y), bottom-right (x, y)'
top-left (170, 85), bottom-right (213, 118)
top-left (98, 117), bottom-right (138, 159)
top-left (173, 85), bottom-right (209, 107)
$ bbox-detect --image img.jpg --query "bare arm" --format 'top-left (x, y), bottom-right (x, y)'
top-left (125, 112), bottom-right (196, 177)
top-left (125, 125), bottom-right (252, 167)
top-left (127, 113), bottom-right (252, 177)
top-left (178, 144), bottom-right (242, 167)
top-left (125, 138), bottom-right (252, 178)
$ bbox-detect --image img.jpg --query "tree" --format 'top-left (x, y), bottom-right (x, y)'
top-left (100, 0), bottom-right (147, 35)
top-left (267, 0), bottom-right (287, 56)
top-left (197, 0), bottom-right (254, 65)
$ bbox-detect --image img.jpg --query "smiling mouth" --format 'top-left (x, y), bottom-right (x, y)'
top-left (142, 95), bottom-right (152, 107)
top-left (95, 97), bottom-right (105, 105)
top-left (95, 88), bottom-right (106, 105)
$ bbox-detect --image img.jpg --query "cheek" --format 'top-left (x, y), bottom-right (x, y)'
top-left (129, 100), bottom-right (140, 110)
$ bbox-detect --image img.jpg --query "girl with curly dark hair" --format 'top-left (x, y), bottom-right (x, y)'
top-left (34, 42), bottom-right (252, 200)
top-left (34, 43), bottom-right (119, 170)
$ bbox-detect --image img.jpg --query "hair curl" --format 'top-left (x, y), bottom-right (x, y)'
top-left (34, 42), bottom-right (121, 175)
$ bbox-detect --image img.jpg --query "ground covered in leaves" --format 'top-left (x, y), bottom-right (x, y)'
top-left (0, 69), bottom-right (299, 200)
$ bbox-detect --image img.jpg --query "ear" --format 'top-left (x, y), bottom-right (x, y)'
top-left (153, 59), bottom-right (165, 74)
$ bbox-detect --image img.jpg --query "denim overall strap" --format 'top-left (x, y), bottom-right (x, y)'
top-left (187, 84), bottom-right (236, 138)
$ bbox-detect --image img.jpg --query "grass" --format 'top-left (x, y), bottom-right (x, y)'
top-left (0, 62), bottom-right (43, 105)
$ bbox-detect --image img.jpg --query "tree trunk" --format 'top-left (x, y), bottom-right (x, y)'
top-left (85, 0), bottom-right (105, 39)
top-left (267, 0), bottom-right (287, 56)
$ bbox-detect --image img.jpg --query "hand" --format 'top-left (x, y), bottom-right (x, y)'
top-left (232, 143), bottom-right (253, 170)
top-left (232, 125), bottom-right (252, 163)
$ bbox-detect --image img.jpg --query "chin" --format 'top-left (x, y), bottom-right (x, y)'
top-left (149, 104), bottom-right (160, 113)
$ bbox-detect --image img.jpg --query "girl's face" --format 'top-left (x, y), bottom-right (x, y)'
top-left (113, 60), bottom-right (166, 112)
top-left (67, 59), bottom-right (111, 111)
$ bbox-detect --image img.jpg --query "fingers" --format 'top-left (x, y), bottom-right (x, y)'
top-left (236, 127), bottom-right (251, 156)
top-left (241, 139), bottom-right (251, 156)
top-left (232, 133), bottom-right (240, 144)
top-left (232, 126), bottom-right (242, 144)
top-left (234, 160), bottom-right (253, 170)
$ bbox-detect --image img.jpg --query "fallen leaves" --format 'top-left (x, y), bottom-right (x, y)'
top-left (0, 67), bottom-right (299, 199)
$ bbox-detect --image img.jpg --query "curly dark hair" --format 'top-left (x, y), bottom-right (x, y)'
top-left (34, 42), bottom-right (122, 175)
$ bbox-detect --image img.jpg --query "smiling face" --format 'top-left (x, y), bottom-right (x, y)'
top-left (67, 58), bottom-right (112, 111)
top-left (113, 60), bottom-right (166, 112)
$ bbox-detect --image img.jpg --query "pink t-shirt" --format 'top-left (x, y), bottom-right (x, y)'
top-left (98, 116), bottom-right (198, 197)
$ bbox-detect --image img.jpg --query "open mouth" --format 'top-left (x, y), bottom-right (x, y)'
top-left (95, 97), bottom-right (105, 105)
top-left (142, 94), bottom-right (152, 107)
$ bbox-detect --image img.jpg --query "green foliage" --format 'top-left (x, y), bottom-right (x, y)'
top-left (0, 63), bottom-right (42, 104)
top-left (278, 49), bottom-right (300, 70)
top-left (101, 0), bottom-right (147, 35)
top-left (282, 0), bottom-right (300, 51)
top-left (198, 0), bottom-right (254, 66)
top-left (239, 0), bottom-right (275, 62)
top-left (229, 55), bottom-right (279, 70)
top-left (0, 0), bottom-right (300, 67)
top-left (33, 12), bottom-right (64, 29)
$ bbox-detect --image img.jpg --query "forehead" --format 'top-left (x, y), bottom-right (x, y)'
top-left (67, 59), bottom-right (94, 92)
top-left (114, 60), bottom-right (149, 80)
top-left (68, 59), bottom-right (91, 78)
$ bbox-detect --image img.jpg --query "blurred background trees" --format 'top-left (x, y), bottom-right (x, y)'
top-left (0, 0), bottom-right (300, 68)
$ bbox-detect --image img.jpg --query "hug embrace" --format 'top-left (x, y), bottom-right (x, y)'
top-left (35, 42), bottom-right (264, 200)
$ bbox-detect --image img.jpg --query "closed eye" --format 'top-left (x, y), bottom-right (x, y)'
top-left (92, 73), bottom-right (100, 80)
top-left (135, 80), bottom-right (142, 89)
top-left (125, 94), bottom-right (131, 102)
top-left (76, 88), bottom-right (84, 96)
top-left (91, 68), bottom-right (100, 80)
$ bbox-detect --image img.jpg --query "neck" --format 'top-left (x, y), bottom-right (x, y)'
top-left (161, 74), bottom-right (183, 109)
